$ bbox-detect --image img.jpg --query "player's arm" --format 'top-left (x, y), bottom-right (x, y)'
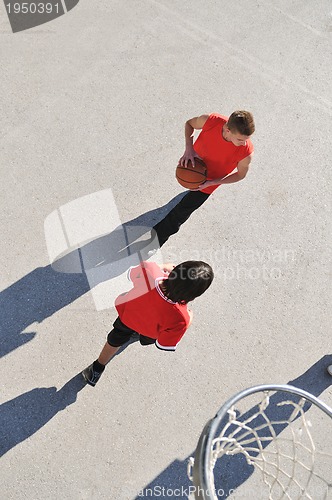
top-left (180, 114), bottom-right (209, 167)
top-left (218, 154), bottom-right (252, 184)
top-left (194, 154), bottom-right (253, 190)
top-left (155, 326), bottom-right (186, 351)
top-left (155, 313), bottom-right (191, 352)
top-left (187, 308), bottom-right (193, 326)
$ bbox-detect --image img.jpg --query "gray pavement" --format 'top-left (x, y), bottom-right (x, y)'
top-left (1, 0), bottom-right (332, 498)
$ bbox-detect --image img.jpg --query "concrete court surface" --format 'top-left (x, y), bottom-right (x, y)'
top-left (1, 0), bottom-right (332, 498)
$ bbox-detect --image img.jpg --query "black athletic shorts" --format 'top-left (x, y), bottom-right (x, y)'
top-left (107, 317), bottom-right (156, 347)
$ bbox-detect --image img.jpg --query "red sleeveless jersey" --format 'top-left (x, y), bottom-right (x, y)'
top-left (194, 113), bottom-right (254, 194)
top-left (115, 262), bottom-right (190, 351)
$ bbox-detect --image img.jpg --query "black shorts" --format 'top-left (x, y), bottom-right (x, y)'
top-left (107, 317), bottom-right (156, 347)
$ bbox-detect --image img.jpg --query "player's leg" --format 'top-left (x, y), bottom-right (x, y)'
top-left (152, 191), bottom-right (210, 247)
top-left (82, 318), bottom-right (135, 386)
top-left (97, 342), bottom-right (119, 364)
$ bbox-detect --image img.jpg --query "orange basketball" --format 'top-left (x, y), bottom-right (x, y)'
top-left (176, 158), bottom-right (207, 189)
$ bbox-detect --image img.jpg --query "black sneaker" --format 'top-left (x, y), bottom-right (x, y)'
top-left (82, 364), bottom-right (102, 387)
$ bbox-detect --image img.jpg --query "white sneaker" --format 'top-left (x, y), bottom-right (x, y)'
top-left (327, 365), bottom-right (332, 376)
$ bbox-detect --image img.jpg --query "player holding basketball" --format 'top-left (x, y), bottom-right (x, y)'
top-left (152, 111), bottom-right (255, 247)
top-left (82, 260), bottom-right (214, 386)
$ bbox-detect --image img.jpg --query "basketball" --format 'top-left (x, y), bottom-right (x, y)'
top-left (176, 158), bottom-right (207, 189)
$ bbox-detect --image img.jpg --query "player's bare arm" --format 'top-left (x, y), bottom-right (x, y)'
top-left (188, 308), bottom-right (193, 326)
top-left (179, 114), bottom-right (209, 168)
top-left (192, 154), bottom-right (253, 191)
top-left (219, 154), bottom-right (252, 184)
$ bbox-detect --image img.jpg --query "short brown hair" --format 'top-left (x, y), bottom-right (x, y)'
top-left (227, 110), bottom-right (255, 136)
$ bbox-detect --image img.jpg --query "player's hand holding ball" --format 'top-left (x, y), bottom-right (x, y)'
top-left (190, 179), bottom-right (220, 191)
top-left (176, 150), bottom-right (207, 190)
top-left (179, 146), bottom-right (201, 168)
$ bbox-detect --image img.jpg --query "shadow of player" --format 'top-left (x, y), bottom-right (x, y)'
top-left (0, 373), bottom-right (85, 457)
top-left (0, 193), bottom-right (185, 359)
top-left (0, 335), bottom-right (140, 457)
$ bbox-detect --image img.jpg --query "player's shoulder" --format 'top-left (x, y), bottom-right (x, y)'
top-left (142, 261), bottom-right (164, 280)
top-left (128, 261), bottom-right (162, 282)
top-left (203, 113), bottom-right (227, 130)
top-left (172, 302), bottom-right (190, 322)
top-left (244, 137), bottom-right (254, 153)
top-left (209, 112), bottom-right (227, 120)
top-left (236, 139), bottom-right (254, 163)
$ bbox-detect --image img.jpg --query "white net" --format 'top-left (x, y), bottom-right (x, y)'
top-left (188, 388), bottom-right (332, 500)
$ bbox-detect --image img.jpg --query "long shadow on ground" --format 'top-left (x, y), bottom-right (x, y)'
top-left (0, 374), bottom-right (85, 457)
top-left (0, 337), bottom-right (138, 457)
top-left (0, 193), bottom-right (185, 359)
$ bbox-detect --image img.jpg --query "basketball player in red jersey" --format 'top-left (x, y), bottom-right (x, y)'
top-left (82, 260), bottom-right (214, 386)
top-left (152, 111), bottom-right (255, 248)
